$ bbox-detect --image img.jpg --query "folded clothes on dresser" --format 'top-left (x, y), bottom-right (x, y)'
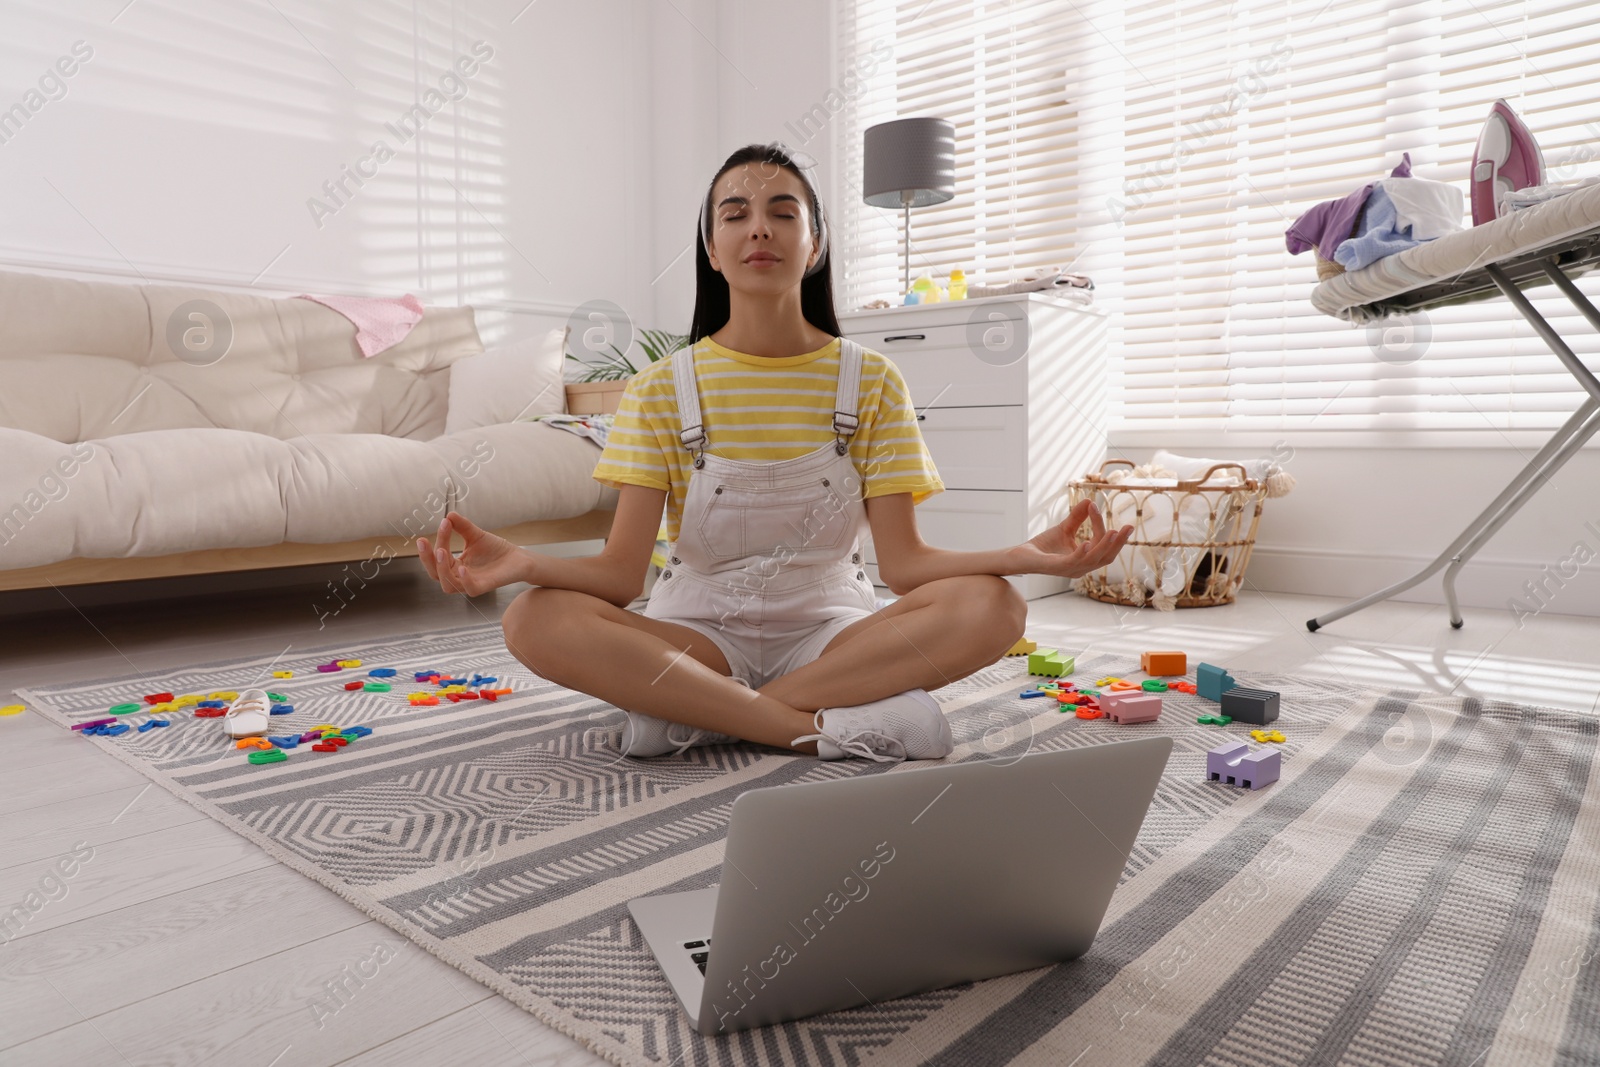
top-left (967, 266), bottom-right (1095, 299)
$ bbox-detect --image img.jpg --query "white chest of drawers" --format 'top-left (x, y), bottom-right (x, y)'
top-left (838, 292), bottom-right (1108, 601)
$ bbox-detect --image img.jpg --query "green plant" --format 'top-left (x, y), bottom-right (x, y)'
top-left (564, 328), bottom-right (689, 382)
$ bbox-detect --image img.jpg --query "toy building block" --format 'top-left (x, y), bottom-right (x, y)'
top-left (1005, 637), bottom-right (1039, 657)
top-left (1170, 681), bottom-right (1199, 694)
top-left (1196, 713), bottom-right (1232, 726)
top-left (1196, 663), bottom-right (1237, 702)
top-left (1206, 740), bottom-right (1280, 790)
top-left (1141, 651), bottom-right (1188, 676)
top-left (1100, 691), bottom-right (1162, 724)
top-left (1027, 650), bottom-right (1075, 677)
top-left (1220, 687), bottom-right (1280, 726)
top-left (1250, 729), bottom-right (1286, 743)
top-left (1141, 679), bottom-right (1169, 692)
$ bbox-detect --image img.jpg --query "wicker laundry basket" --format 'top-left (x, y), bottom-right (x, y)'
top-left (1067, 459), bottom-right (1269, 609)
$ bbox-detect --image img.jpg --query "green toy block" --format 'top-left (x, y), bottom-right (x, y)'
top-left (267, 692), bottom-right (288, 703)
top-left (1197, 713), bottom-right (1233, 726)
top-left (1141, 679), bottom-right (1169, 692)
top-left (363, 681), bottom-right (393, 693)
top-left (1026, 650), bottom-right (1075, 677)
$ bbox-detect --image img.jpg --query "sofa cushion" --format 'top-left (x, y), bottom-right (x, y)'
top-left (0, 423), bottom-right (618, 571)
top-left (445, 325), bottom-right (568, 434)
top-left (0, 268), bottom-right (482, 444)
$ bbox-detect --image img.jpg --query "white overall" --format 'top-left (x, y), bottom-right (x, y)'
top-left (641, 338), bottom-right (880, 689)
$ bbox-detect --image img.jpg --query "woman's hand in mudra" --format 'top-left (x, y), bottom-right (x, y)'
top-left (417, 511), bottom-right (527, 597)
top-left (1006, 500), bottom-right (1133, 580)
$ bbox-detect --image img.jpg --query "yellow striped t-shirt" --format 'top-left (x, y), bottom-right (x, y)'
top-left (591, 336), bottom-right (944, 543)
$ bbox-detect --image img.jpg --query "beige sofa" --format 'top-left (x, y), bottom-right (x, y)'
top-left (0, 268), bottom-right (627, 592)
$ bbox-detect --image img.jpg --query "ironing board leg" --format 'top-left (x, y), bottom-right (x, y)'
top-left (1305, 406), bottom-right (1592, 632)
top-left (1441, 399), bottom-right (1600, 626)
top-left (1307, 258), bottom-right (1600, 632)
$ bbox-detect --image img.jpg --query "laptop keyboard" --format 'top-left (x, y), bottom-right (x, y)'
top-left (683, 937), bottom-right (712, 974)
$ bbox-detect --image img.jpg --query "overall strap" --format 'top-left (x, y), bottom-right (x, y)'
top-left (671, 342), bottom-right (709, 468)
top-left (831, 337), bottom-right (864, 454)
top-left (674, 337), bottom-right (863, 464)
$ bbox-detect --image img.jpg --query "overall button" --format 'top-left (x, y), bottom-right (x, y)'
top-left (857, 570), bottom-right (866, 580)
top-left (851, 552), bottom-right (861, 563)
top-left (670, 556), bottom-right (680, 565)
top-left (662, 569), bottom-right (672, 579)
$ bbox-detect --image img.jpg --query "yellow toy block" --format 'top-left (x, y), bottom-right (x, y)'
top-left (272, 670), bottom-right (294, 679)
top-left (1094, 677), bottom-right (1124, 688)
top-left (1004, 637), bottom-right (1038, 657)
top-left (1250, 729), bottom-right (1286, 744)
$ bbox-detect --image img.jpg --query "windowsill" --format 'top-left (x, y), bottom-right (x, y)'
top-left (1105, 427), bottom-right (1600, 451)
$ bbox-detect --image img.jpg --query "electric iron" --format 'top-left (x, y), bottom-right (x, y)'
top-left (1470, 98), bottom-right (1545, 225)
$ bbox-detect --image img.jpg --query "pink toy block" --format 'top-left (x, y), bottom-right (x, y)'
top-left (1206, 740), bottom-right (1279, 790)
top-left (1100, 691), bottom-right (1162, 724)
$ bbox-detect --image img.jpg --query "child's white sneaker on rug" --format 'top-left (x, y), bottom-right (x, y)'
top-left (223, 688), bottom-right (272, 738)
top-left (618, 675), bottom-right (750, 758)
top-left (793, 688), bottom-right (952, 763)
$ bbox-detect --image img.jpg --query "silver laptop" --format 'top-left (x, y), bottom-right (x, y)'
top-left (627, 736), bottom-right (1172, 1035)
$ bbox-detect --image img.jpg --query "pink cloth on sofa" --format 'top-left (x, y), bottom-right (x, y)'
top-left (295, 293), bottom-right (425, 357)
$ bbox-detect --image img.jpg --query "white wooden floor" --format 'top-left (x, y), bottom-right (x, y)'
top-left (3, 562), bottom-right (1597, 1067)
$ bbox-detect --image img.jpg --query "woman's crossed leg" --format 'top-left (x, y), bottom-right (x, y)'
top-left (501, 574), bottom-right (1026, 755)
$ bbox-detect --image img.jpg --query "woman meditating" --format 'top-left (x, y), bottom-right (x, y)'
top-left (416, 142), bottom-right (1132, 763)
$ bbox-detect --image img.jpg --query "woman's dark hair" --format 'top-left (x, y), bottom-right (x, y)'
top-left (688, 143), bottom-right (841, 343)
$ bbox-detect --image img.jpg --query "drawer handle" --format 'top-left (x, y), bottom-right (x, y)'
top-left (881, 333), bottom-right (926, 342)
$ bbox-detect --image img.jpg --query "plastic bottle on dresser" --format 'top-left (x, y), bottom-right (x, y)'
top-left (948, 269), bottom-right (967, 300)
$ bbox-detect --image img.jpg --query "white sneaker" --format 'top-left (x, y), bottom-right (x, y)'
top-left (618, 676), bottom-right (749, 758)
top-left (793, 688), bottom-right (953, 762)
top-left (223, 688), bottom-right (272, 738)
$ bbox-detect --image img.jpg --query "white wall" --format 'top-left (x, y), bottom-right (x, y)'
top-left (0, 0), bottom-right (835, 349)
top-left (0, 0), bottom-right (657, 344)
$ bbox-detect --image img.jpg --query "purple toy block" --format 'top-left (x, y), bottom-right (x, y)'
top-left (1100, 691), bottom-right (1162, 724)
top-left (1205, 740), bottom-right (1280, 790)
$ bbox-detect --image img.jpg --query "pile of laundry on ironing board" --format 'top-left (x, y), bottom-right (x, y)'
top-left (1285, 152), bottom-right (1464, 281)
top-left (1293, 98), bottom-right (1600, 324)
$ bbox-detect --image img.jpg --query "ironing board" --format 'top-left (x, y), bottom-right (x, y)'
top-left (1305, 180), bottom-right (1600, 631)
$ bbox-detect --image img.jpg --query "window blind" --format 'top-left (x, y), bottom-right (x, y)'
top-left (833, 0), bottom-right (1096, 316)
top-left (835, 0), bottom-right (1600, 436)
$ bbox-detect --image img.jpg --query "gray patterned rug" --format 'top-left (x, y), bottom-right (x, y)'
top-left (18, 624), bottom-right (1600, 1067)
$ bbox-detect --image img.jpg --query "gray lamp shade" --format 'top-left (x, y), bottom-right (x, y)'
top-left (863, 117), bottom-right (956, 208)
